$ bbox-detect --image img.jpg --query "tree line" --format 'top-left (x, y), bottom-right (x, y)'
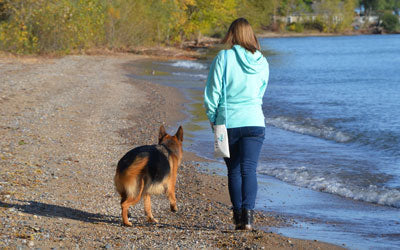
top-left (359, 0), bottom-right (400, 15)
top-left (0, 0), bottom-right (398, 54)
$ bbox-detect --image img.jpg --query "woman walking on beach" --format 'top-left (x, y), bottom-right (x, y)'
top-left (204, 18), bottom-right (269, 230)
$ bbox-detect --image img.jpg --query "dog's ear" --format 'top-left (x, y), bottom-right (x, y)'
top-left (175, 126), bottom-right (183, 142)
top-left (159, 125), bottom-right (167, 142)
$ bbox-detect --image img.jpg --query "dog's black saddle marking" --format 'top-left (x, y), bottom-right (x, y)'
top-left (117, 145), bottom-right (171, 183)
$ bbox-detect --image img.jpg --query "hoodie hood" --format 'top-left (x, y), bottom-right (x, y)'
top-left (232, 44), bottom-right (268, 74)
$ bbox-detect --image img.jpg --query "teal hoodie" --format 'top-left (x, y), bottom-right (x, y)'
top-left (204, 44), bottom-right (269, 128)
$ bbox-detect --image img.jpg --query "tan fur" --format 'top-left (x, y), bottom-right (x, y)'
top-left (145, 175), bottom-right (170, 195)
top-left (114, 157), bottom-right (148, 198)
top-left (114, 125), bottom-right (183, 226)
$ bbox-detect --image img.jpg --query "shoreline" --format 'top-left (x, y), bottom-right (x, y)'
top-left (0, 53), bottom-right (342, 249)
top-left (122, 55), bottom-right (345, 249)
top-left (0, 31), bottom-right (389, 62)
top-left (256, 30), bottom-right (379, 38)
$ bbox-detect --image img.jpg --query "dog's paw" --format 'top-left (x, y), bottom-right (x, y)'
top-left (147, 217), bottom-right (159, 223)
top-left (170, 204), bottom-right (178, 212)
top-left (123, 221), bottom-right (133, 227)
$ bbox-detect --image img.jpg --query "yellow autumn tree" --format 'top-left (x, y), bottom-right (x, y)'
top-left (313, 0), bottom-right (357, 32)
top-left (237, 0), bottom-right (280, 31)
top-left (0, 0), bottom-right (41, 53)
top-left (0, 0), bottom-right (360, 54)
top-left (166, 0), bottom-right (237, 44)
top-left (0, 0), bottom-right (106, 54)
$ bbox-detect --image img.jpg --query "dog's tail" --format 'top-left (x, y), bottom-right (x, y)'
top-left (114, 157), bottom-right (148, 198)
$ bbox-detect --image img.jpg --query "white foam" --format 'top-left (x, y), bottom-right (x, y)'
top-left (171, 60), bottom-right (207, 70)
top-left (266, 116), bottom-right (353, 143)
top-left (259, 167), bottom-right (400, 208)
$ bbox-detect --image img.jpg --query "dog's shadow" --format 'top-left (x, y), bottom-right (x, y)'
top-left (152, 222), bottom-right (217, 231)
top-left (0, 200), bottom-right (218, 231)
top-left (0, 200), bottom-right (122, 225)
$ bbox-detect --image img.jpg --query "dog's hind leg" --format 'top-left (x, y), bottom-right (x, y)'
top-left (143, 194), bottom-right (158, 223)
top-left (121, 179), bottom-right (144, 227)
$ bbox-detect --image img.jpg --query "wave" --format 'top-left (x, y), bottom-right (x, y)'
top-left (171, 60), bottom-right (207, 70)
top-left (358, 130), bottom-right (400, 157)
top-left (172, 72), bottom-right (207, 80)
top-left (259, 167), bottom-right (400, 208)
top-left (266, 116), bottom-right (353, 143)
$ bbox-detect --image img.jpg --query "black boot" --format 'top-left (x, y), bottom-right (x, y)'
top-left (233, 209), bottom-right (242, 230)
top-left (241, 208), bottom-right (254, 230)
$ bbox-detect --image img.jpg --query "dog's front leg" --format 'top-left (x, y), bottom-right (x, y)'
top-left (167, 172), bottom-right (178, 212)
top-left (167, 191), bottom-right (178, 212)
top-left (143, 194), bottom-right (158, 223)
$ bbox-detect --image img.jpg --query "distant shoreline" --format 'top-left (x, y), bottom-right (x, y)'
top-left (257, 30), bottom-right (362, 38)
top-left (1, 30), bottom-right (395, 60)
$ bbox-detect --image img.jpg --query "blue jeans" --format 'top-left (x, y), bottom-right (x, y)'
top-left (224, 126), bottom-right (265, 210)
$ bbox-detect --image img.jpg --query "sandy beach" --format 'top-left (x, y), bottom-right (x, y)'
top-left (0, 54), bottom-right (343, 249)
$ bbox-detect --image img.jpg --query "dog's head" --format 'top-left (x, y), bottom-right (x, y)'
top-left (158, 125), bottom-right (183, 158)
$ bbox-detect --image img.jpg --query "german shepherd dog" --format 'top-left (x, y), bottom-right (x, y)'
top-left (114, 125), bottom-right (183, 226)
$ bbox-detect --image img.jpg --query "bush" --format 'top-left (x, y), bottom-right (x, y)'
top-left (0, 21), bottom-right (38, 54)
top-left (381, 12), bottom-right (399, 33)
top-left (0, 2), bottom-right (8, 22)
top-left (0, 0), bottom-right (236, 53)
top-left (287, 22), bottom-right (304, 33)
top-left (269, 20), bottom-right (286, 32)
top-left (105, 0), bottom-right (159, 48)
top-left (303, 19), bottom-right (326, 32)
top-left (0, 0), bottom-right (107, 54)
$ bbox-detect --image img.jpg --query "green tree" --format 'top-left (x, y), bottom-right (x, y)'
top-left (392, 0), bottom-right (400, 14)
top-left (237, 0), bottom-right (279, 30)
top-left (0, 0), bottom-right (8, 22)
top-left (313, 0), bottom-right (357, 32)
top-left (167, 0), bottom-right (237, 43)
top-left (358, 0), bottom-right (400, 14)
top-left (381, 11), bottom-right (399, 32)
top-left (191, 0), bottom-right (237, 39)
top-left (278, 0), bottom-right (312, 16)
top-left (106, 0), bottom-right (161, 47)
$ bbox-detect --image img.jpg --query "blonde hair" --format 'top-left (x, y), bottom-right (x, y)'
top-left (222, 18), bottom-right (260, 54)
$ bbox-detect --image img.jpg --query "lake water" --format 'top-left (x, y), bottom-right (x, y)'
top-left (127, 34), bottom-right (400, 249)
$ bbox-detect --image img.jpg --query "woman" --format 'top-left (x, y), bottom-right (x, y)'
top-left (204, 18), bottom-right (269, 230)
